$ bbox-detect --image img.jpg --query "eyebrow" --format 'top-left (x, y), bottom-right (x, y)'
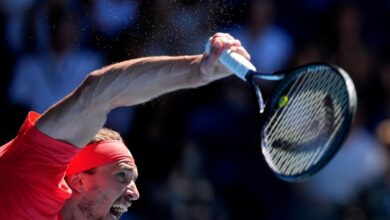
top-left (116, 161), bottom-right (138, 181)
top-left (116, 163), bottom-right (138, 178)
top-left (117, 164), bottom-right (134, 171)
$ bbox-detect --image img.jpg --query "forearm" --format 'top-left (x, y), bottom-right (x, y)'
top-left (93, 54), bottom-right (207, 107)
top-left (36, 54), bottom-right (207, 147)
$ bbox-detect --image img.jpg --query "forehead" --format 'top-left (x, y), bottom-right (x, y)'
top-left (111, 159), bottom-right (137, 172)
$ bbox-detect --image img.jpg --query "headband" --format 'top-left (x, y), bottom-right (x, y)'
top-left (66, 140), bottom-right (134, 176)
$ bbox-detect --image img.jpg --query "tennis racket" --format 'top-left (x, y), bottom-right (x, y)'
top-left (206, 42), bottom-right (357, 182)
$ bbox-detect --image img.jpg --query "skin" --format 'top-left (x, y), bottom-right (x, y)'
top-left (61, 158), bottom-right (139, 220)
top-left (34, 33), bottom-right (250, 219)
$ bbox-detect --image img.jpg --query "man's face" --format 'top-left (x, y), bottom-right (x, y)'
top-left (78, 160), bottom-right (139, 220)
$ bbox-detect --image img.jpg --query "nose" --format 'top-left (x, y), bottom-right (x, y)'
top-left (125, 181), bottom-right (140, 201)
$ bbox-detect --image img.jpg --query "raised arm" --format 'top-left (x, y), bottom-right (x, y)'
top-left (36, 33), bottom-right (250, 148)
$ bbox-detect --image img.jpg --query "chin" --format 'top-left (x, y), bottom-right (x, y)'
top-left (107, 211), bottom-right (123, 220)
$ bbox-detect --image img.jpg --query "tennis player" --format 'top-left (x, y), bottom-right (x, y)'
top-left (0, 33), bottom-right (250, 220)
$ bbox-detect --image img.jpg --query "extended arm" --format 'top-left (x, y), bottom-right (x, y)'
top-left (36, 33), bottom-right (250, 148)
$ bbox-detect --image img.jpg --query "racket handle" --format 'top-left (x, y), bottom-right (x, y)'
top-left (205, 41), bottom-right (256, 81)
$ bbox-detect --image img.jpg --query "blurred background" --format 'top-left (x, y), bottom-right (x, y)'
top-left (1, 0), bottom-right (390, 219)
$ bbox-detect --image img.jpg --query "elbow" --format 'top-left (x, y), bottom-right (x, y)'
top-left (74, 72), bottom-right (115, 113)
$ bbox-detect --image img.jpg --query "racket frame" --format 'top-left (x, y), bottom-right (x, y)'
top-left (257, 63), bottom-right (357, 182)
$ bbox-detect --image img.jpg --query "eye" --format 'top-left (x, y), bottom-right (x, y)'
top-left (117, 172), bottom-right (126, 178)
top-left (116, 171), bottom-right (132, 185)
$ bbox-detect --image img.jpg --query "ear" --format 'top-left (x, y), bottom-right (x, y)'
top-left (66, 173), bottom-right (86, 193)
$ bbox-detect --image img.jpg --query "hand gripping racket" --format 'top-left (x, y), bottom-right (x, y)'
top-left (206, 42), bottom-right (357, 182)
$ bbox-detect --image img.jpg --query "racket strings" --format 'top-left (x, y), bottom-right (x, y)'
top-left (283, 81), bottom-right (345, 173)
top-left (279, 76), bottom-right (346, 174)
top-left (305, 91), bottom-right (347, 173)
top-left (267, 71), bottom-right (326, 146)
top-left (263, 68), bottom-right (349, 175)
top-left (264, 72), bottom-right (319, 173)
top-left (266, 70), bottom-right (329, 141)
top-left (264, 72), bottom-right (311, 141)
top-left (264, 73), bottom-right (325, 174)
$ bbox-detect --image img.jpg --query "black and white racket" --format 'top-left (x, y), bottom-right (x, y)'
top-left (206, 42), bottom-right (357, 182)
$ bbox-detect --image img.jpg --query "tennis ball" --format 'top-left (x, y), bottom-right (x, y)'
top-left (278, 96), bottom-right (288, 108)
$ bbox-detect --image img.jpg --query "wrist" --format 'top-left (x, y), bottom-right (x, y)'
top-left (187, 54), bottom-right (210, 88)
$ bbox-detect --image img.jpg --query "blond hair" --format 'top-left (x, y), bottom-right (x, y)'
top-left (89, 127), bottom-right (123, 144)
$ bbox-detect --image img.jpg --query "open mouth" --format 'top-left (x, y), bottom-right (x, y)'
top-left (109, 204), bottom-right (128, 219)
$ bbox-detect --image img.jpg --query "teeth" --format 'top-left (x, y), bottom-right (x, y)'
top-left (112, 204), bottom-right (128, 213)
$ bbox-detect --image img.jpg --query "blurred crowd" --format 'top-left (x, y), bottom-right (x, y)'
top-left (2, 0), bottom-right (390, 219)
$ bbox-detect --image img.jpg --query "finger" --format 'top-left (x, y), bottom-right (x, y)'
top-left (230, 46), bottom-right (251, 61)
top-left (209, 34), bottom-right (236, 49)
top-left (209, 39), bottom-right (222, 59)
top-left (210, 32), bottom-right (235, 40)
top-left (208, 34), bottom-right (249, 63)
top-left (218, 38), bottom-right (241, 51)
top-left (209, 37), bottom-right (241, 55)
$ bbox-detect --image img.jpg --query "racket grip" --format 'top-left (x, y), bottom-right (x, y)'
top-left (205, 41), bottom-right (256, 81)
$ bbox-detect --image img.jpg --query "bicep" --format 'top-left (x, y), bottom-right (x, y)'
top-left (36, 74), bottom-right (112, 148)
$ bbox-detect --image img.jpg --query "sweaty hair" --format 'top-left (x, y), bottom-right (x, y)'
top-left (88, 128), bottom-right (123, 144)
